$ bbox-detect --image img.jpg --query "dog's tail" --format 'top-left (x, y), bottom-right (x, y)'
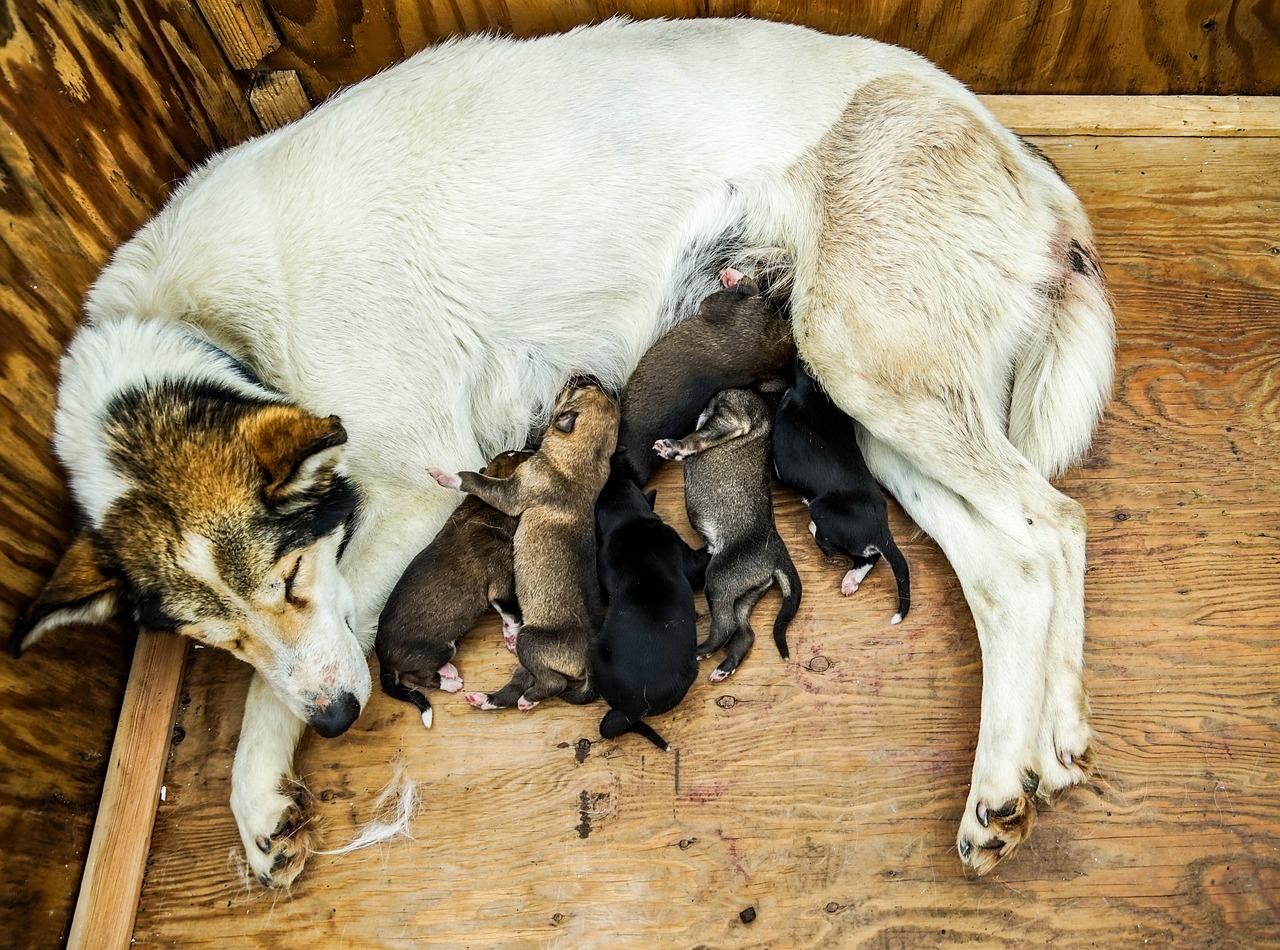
top-left (771, 550), bottom-right (803, 660)
top-left (878, 535), bottom-right (912, 625)
top-left (379, 670), bottom-right (435, 728)
top-left (1007, 225), bottom-right (1115, 479)
top-left (600, 708), bottom-right (671, 752)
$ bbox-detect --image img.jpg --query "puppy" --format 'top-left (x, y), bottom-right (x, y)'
top-left (376, 449), bottom-right (531, 727)
top-left (773, 361), bottom-right (911, 623)
top-left (429, 382), bottom-right (617, 709)
top-left (655, 387), bottom-right (801, 681)
top-left (616, 268), bottom-right (795, 485)
top-left (592, 467), bottom-right (711, 751)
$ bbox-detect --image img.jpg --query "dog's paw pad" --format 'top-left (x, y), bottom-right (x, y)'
top-left (517, 697), bottom-right (539, 711)
top-left (653, 439), bottom-right (684, 460)
top-left (464, 692), bottom-right (490, 709)
top-left (709, 667), bottom-right (735, 683)
top-left (502, 629), bottom-right (519, 653)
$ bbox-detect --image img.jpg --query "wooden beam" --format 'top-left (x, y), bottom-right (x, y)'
top-left (193, 0), bottom-right (281, 70)
top-left (66, 631), bottom-right (187, 950)
top-left (250, 70), bottom-right (312, 132)
top-left (980, 95), bottom-right (1280, 136)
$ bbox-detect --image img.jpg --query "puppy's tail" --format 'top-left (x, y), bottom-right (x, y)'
top-left (878, 535), bottom-right (912, 625)
top-left (600, 708), bottom-right (671, 752)
top-left (771, 551), bottom-right (803, 660)
top-left (1007, 223), bottom-right (1115, 479)
top-left (379, 670), bottom-right (435, 728)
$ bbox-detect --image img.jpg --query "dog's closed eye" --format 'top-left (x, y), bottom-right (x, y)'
top-left (553, 410), bottom-right (578, 433)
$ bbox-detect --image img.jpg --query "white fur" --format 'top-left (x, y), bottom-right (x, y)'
top-left (54, 17), bottom-right (1113, 883)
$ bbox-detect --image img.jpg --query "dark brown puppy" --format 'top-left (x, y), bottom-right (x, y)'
top-left (655, 387), bottom-right (801, 681)
top-left (376, 449), bottom-right (530, 727)
top-left (616, 267), bottom-right (795, 485)
top-left (429, 381), bottom-right (618, 710)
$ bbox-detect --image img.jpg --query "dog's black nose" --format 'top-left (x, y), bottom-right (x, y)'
top-left (309, 691), bottom-right (361, 738)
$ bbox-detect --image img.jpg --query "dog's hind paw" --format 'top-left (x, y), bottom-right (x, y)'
top-left (956, 782), bottom-right (1037, 876)
top-left (464, 691), bottom-right (498, 710)
top-left (653, 439), bottom-right (686, 460)
top-left (427, 467), bottom-right (462, 490)
top-left (840, 564), bottom-right (873, 596)
top-left (437, 662), bottom-right (463, 692)
top-left (502, 626), bottom-right (519, 653)
top-left (517, 696), bottom-right (539, 711)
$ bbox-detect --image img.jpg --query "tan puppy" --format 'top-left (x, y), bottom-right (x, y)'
top-left (429, 382), bottom-right (618, 709)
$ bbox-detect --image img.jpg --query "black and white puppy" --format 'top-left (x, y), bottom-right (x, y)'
top-left (591, 467), bottom-right (711, 751)
top-left (655, 387), bottom-right (801, 681)
top-left (773, 361), bottom-right (910, 623)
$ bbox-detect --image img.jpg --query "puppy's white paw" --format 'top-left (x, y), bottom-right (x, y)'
top-left (427, 467), bottom-right (462, 489)
top-left (502, 626), bottom-right (519, 653)
top-left (517, 696), bottom-right (539, 711)
top-left (840, 563), bottom-right (874, 596)
top-left (464, 692), bottom-right (497, 710)
top-left (437, 662), bottom-right (463, 693)
top-left (653, 439), bottom-right (686, 460)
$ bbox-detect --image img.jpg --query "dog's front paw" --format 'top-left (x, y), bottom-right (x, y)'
top-left (427, 467), bottom-right (462, 490)
top-left (956, 776), bottom-right (1038, 876)
top-left (653, 439), bottom-right (686, 460)
top-left (1034, 704), bottom-right (1095, 798)
top-left (234, 779), bottom-right (319, 888)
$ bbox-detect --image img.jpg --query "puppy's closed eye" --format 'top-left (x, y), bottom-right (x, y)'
top-left (554, 410), bottom-right (578, 433)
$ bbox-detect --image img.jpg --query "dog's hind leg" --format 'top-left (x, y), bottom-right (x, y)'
top-left (465, 665), bottom-right (533, 710)
top-left (231, 674), bottom-right (319, 887)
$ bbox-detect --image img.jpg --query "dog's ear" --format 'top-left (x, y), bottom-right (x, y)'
top-left (10, 531), bottom-right (123, 657)
top-left (242, 405), bottom-right (347, 511)
top-left (553, 410), bottom-right (578, 434)
top-left (644, 489), bottom-right (657, 509)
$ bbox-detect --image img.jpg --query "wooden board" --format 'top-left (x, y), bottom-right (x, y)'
top-left (128, 127), bottom-right (1280, 947)
top-left (0, 2), bottom-right (261, 947)
top-left (258, 0), bottom-right (1280, 103)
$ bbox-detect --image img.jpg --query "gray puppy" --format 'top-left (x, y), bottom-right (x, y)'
top-left (655, 387), bottom-right (801, 681)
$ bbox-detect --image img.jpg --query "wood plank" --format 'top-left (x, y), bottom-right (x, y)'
top-left (131, 131), bottom-right (1280, 947)
top-left (256, 1), bottom-right (1280, 102)
top-left (67, 631), bottom-right (187, 950)
top-left (193, 0), bottom-right (281, 70)
top-left (249, 70), bottom-right (312, 131)
top-left (980, 95), bottom-right (1280, 136)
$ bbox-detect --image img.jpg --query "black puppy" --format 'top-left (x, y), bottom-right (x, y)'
top-left (592, 467), bottom-right (710, 751)
top-left (616, 268), bottom-right (795, 485)
top-left (772, 361), bottom-right (910, 623)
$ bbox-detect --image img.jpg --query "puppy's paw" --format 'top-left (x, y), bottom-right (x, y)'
top-left (427, 467), bottom-right (462, 490)
top-left (437, 662), bottom-right (463, 693)
top-left (517, 696), bottom-right (539, 711)
top-left (840, 563), bottom-right (873, 596)
top-left (235, 779), bottom-right (319, 889)
top-left (709, 665), bottom-right (736, 683)
top-left (956, 779), bottom-right (1038, 876)
top-left (502, 626), bottom-right (519, 653)
top-left (464, 692), bottom-right (498, 710)
top-left (653, 439), bottom-right (686, 460)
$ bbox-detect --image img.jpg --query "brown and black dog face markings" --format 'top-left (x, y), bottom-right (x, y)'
top-left (429, 381), bottom-right (619, 710)
top-left (376, 449), bottom-right (531, 725)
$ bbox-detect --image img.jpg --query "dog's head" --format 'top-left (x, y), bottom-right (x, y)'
top-left (545, 380), bottom-right (619, 460)
top-left (12, 321), bottom-right (370, 738)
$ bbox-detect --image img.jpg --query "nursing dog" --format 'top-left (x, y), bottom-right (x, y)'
top-left (592, 467), bottom-right (711, 751)
top-left (616, 267), bottom-right (795, 485)
top-left (376, 449), bottom-right (531, 727)
top-left (656, 387), bottom-right (802, 681)
top-left (773, 361), bottom-right (911, 623)
top-left (429, 382), bottom-right (616, 711)
top-left (14, 17), bottom-right (1113, 883)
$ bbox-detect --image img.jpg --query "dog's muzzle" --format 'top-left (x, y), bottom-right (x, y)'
top-left (307, 691), bottom-right (362, 738)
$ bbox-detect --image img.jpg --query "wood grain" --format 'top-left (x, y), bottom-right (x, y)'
top-left (192, 0), bottom-right (280, 69)
top-left (129, 128), bottom-right (1280, 948)
top-left (0, 3), bottom-right (260, 948)
top-left (257, 0), bottom-right (1280, 103)
top-left (981, 95), bottom-right (1280, 137)
top-left (249, 69), bottom-right (311, 132)
top-left (66, 631), bottom-right (187, 950)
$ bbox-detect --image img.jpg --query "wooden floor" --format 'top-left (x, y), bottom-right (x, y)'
top-left (129, 115), bottom-right (1280, 947)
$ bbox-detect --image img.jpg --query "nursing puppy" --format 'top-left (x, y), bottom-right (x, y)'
top-left (655, 387), bottom-right (802, 681)
top-left (773, 362), bottom-right (911, 623)
top-left (376, 449), bottom-right (530, 727)
top-left (616, 268), bottom-right (795, 485)
top-left (592, 467), bottom-right (711, 751)
top-left (429, 382), bottom-right (617, 710)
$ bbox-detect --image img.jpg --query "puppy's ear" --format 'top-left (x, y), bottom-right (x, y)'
top-left (242, 405), bottom-right (347, 511)
top-left (10, 531), bottom-right (123, 656)
top-left (553, 410), bottom-right (578, 434)
top-left (644, 490), bottom-right (657, 509)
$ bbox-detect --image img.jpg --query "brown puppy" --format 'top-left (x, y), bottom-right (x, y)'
top-left (616, 268), bottom-right (795, 485)
top-left (429, 381), bottom-right (618, 709)
top-left (655, 386), bottom-right (801, 681)
top-left (376, 449), bottom-right (531, 727)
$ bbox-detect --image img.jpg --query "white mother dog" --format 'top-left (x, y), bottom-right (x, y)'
top-left (14, 17), bottom-right (1113, 885)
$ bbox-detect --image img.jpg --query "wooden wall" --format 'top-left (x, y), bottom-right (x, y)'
top-left (258, 0), bottom-right (1280, 103)
top-left (0, 2), bottom-right (258, 946)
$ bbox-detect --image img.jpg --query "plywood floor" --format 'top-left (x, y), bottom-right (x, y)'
top-left (130, 125), bottom-right (1280, 947)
